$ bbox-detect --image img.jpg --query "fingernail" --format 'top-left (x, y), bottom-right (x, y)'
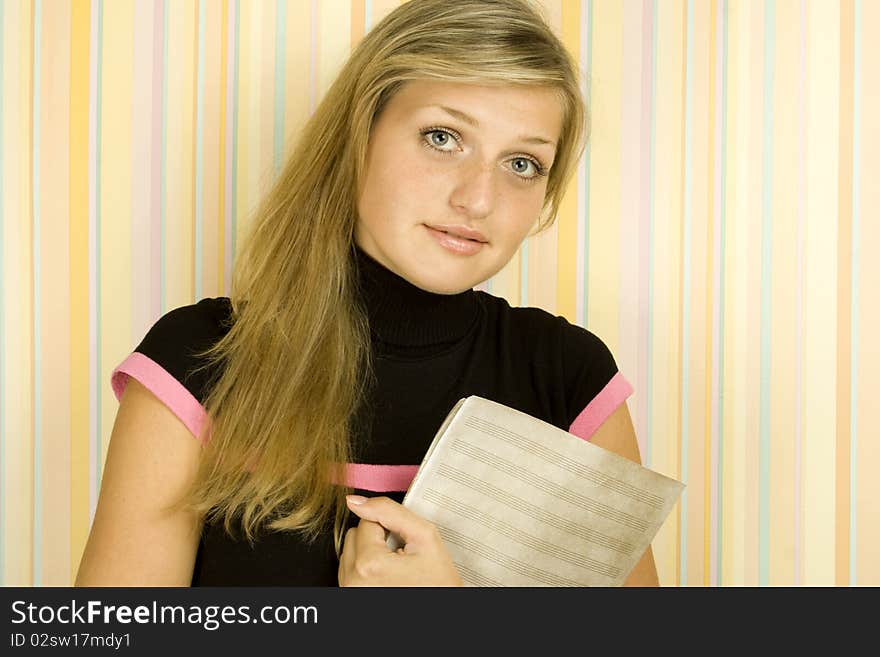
top-left (346, 494), bottom-right (367, 505)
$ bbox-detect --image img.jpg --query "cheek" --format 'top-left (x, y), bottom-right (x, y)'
top-left (359, 157), bottom-right (398, 229)
top-left (497, 187), bottom-right (547, 241)
top-left (392, 147), bottom-right (447, 189)
top-left (387, 159), bottom-right (453, 225)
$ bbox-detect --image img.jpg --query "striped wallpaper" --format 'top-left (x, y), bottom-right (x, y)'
top-left (1, 0), bottom-right (877, 587)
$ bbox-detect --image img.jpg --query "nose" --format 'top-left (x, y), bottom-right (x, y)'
top-left (448, 159), bottom-right (496, 220)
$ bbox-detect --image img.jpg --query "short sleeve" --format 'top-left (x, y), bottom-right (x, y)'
top-left (110, 297), bottom-right (233, 441)
top-left (560, 321), bottom-right (634, 441)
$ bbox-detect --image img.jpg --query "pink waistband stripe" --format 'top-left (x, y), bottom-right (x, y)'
top-left (111, 352), bottom-right (210, 443)
top-left (568, 371), bottom-right (634, 442)
top-left (335, 464), bottom-right (420, 493)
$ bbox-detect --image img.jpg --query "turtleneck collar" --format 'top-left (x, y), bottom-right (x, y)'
top-left (353, 245), bottom-right (479, 350)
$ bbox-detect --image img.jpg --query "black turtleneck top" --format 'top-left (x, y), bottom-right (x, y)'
top-left (110, 247), bottom-right (632, 585)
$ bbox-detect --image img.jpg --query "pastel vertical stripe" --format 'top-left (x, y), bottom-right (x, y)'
top-left (126, 0), bottom-right (158, 340)
top-left (707, 0), bottom-right (724, 587)
top-left (704, 0), bottom-right (717, 587)
top-left (223, 0), bottom-right (236, 295)
top-left (69, 0), bottom-right (91, 586)
top-left (194, 0), bottom-right (205, 300)
top-left (683, 0), bottom-right (712, 586)
top-left (722, 0), bottom-right (748, 586)
top-left (164, 2), bottom-right (196, 312)
top-left (0, 0), bottom-right (6, 585)
top-left (4, 0), bottom-right (36, 585)
top-left (637, 0), bottom-right (654, 468)
top-left (804, 0), bottom-right (840, 586)
top-left (739, 0), bottom-right (766, 587)
top-left (32, 0), bottom-right (42, 587)
top-left (274, 0), bottom-right (286, 174)
top-left (693, 0), bottom-right (711, 587)
top-left (586, 0), bottom-right (621, 354)
top-left (217, 0), bottom-right (229, 296)
top-left (648, 0), bottom-right (685, 587)
top-left (198, 0), bottom-right (222, 301)
top-left (131, 0), bottom-right (156, 345)
top-left (794, 0), bottom-right (807, 586)
top-left (575, 0), bottom-right (590, 327)
top-left (258, 0), bottom-right (275, 202)
top-left (89, 0), bottom-right (102, 527)
top-left (309, 0), bottom-right (317, 113)
top-left (679, 0), bottom-right (692, 586)
top-left (160, 0), bottom-right (169, 313)
top-left (236, 0), bottom-right (255, 253)
top-left (99, 0), bottom-right (134, 477)
top-left (39, 0), bottom-right (73, 586)
top-left (2, 0), bottom-right (879, 587)
top-left (848, 0), bottom-right (859, 585)
top-left (151, 0), bottom-right (163, 322)
top-left (758, 0), bottom-right (775, 587)
top-left (714, 0), bottom-right (728, 585)
top-left (768, 0), bottom-right (798, 586)
top-left (617, 0), bottom-right (643, 445)
top-left (855, 0), bottom-right (879, 586)
top-left (834, 0), bottom-right (855, 586)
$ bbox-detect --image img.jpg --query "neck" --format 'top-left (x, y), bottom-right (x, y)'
top-left (353, 245), bottom-right (478, 350)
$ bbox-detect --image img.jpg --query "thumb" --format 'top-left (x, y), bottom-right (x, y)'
top-left (346, 495), bottom-right (438, 548)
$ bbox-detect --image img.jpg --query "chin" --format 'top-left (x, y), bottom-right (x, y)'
top-left (412, 275), bottom-right (477, 295)
top-left (401, 262), bottom-right (481, 294)
top-left (391, 248), bottom-right (495, 294)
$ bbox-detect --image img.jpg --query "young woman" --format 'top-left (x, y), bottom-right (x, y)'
top-left (75, 0), bottom-right (658, 587)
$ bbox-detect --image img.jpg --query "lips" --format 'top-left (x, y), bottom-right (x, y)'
top-left (425, 224), bottom-right (488, 243)
top-left (423, 224), bottom-right (487, 256)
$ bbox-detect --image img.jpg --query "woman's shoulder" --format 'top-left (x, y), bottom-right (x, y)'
top-left (474, 290), bottom-right (612, 360)
top-left (111, 297), bottom-right (235, 414)
top-left (474, 291), bottom-right (628, 432)
top-left (137, 297), bottom-right (234, 357)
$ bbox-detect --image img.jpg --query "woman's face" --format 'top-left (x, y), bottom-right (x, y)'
top-left (355, 80), bottom-right (564, 294)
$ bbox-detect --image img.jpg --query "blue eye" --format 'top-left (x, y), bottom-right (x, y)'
top-left (511, 158), bottom-right (535, 176)
top-left (422, 128), bottom-right (459, 151)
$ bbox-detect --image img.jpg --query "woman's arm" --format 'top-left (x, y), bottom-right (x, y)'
top-left (587, 402), bottom-right (660, 587)
top-left (75, 378), bottom-right (204, 586)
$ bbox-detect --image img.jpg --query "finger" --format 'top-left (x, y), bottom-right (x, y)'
top-left (346, 495), bottom-right (437, 548)
top-left (353, 517), bottom-right (388, 550)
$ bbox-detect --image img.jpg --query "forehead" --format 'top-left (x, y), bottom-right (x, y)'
top-left (381, 79), bottom-right (564, 143)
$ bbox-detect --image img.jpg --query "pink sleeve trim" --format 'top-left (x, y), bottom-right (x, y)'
top-left (331, 463), bottom-right (419, 493)
top-left (568, 371), bottom-right (634, 442)
top-left (111, 352), bottom-right (210, 443)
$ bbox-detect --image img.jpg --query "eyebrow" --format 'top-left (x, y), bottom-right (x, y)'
top-left (435, 105), bottom-right (557, 148)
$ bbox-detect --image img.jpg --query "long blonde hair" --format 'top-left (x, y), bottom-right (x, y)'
top-left (181, 0), bottom-right (588, 553)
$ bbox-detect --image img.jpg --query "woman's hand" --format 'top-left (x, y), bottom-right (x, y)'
top-left (338, 495), bottom-right (463, 587)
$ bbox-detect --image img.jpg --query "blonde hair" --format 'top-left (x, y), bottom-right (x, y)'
top-left (180, 0), bottom-right (588, 554)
